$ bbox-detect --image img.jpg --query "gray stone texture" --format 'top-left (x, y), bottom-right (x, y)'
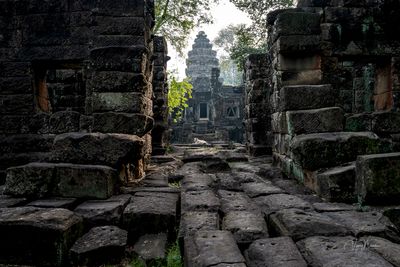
top-left (70, 226), bottom-right (128, 266)
top-left (298, 236), bottom-right (393, 267)
top-left (245, 237), bottom-right (307, 267)
top-left (5, 162), bottom-right (117, 199)
top-left (0, 207), bottom-right (83, 266)
top-left (356, 153), bottom-right (400, 204)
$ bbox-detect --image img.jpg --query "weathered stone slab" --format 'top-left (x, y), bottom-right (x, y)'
top-left (0, 195), bottom-right (27, 208)
top-left (70, 226), bottom-right (127, 266)
top-left (277, 84), bottom-right (336, 111)
top-left (27, 198), bottom-right (78, 209)
top-left (243, 182), bottom-right (285, 198)
top-left (285, 107), bottom-right (344, 135)
top-left (316, 164), bottom-right (356, 203)
top-left (0, 207), bottom-right (83, 266)
top-left (181, 190), bottom-right (220, 213)
top-left (74, 196), bottom-right (130, 227)
top-left (92, 92), bottom-right (151, 114)
top-left (192, 231), bottom-right (246, 266)
top-left (360, 236), bottom-right (400, 267)
top-left (133, 233), bottom-right (167, 262)
top-left (179, 211), bottom-right (219, 241)
top-left (297, 236), bottom-right (393, 267)
top-left (312, 202), bottom-right (355, 212)
top-left (92, 112), bottom-right (153, 137)
top-left (123, 192), bottom-right (178, 240)
top-left (142, 172), bottom-right (169, 187)
top-left (181, 173), bottom-right (216, 192)
top-left (326, 211), bottom-right (399, 242)
top-left (245, 237), bottom-right (307, 267)
top-left (274, 12), bottom-right (321, 38)
top-left (5, 163), bottom-right (117, 199)
top-left (222, 211), bottom-right (269, 245)
top-left (216, 172), bottom-right (260, 191)
top-left (356, 153), bottom-right (400, 204)
top-left (290, 132), bottom-right (382, 170)
top-left (270, 209), bottom-right (350, 241)
top-left (219, 190), bottom-right (261, 214)
top-left (202, 158), bottom-right (231, 173)
top-left (254, 194), bottom-right (312, 216)
top-left (52, 132), bottom-right (144, 167)
top-left (182, 150), bottom-right (219, 163)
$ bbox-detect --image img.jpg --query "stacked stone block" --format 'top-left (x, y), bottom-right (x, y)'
top-left (0, 0), bottom-right (155, 187)
top-left (265, 1), bottom-right (400, 204)
top-left (152, 36), bottom-right (170, 155)
top-left (0, 1), bottom-right (159, 266)
top-left (244, 54), bottom-right (273, 156)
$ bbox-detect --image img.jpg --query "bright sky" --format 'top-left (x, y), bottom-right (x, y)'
top-left (168, 0), bottom-right (252, 79)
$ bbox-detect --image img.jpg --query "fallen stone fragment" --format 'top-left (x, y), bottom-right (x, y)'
top-left (297, 236), bottom-right (393, 267)
top-left (222, 211), bottom-right (269, 245)
top-left (74, 198), bottom-right (128, 227)
top-left (356, 152), bottom-right (400, 204)
top-left (27, 197), bottom-right (78, 209)
top-left (218, 190), bottom-right (261, 214)
top-left (316, 164), bottom-right (356, 203)
top-left (70, 226), bottom-right (127, 266)
top-left (192, 231), bottom-right (246, 267)
top-left (181, 190), bottom-right (220, 213)
top-left (326, 211), bottom-right (400, 242)
top-left (121, 186), bottom-right (180, 195)
top-left (243, 182), bottom-right (285, 198)
top-left (133, 233), bottom-right (167, 262)
top-left (269, 209), bottom-right (350, 241)
top-left (142, 172), bottom-right (169, 187)
top-left (245, 237), bottom-right (307, 267)
top-left (123, 192), bottom-right (178, 240)
top-left (0, 207), bottom-right (83, 266)
top-left (254, 194), bottom-right (312, 216)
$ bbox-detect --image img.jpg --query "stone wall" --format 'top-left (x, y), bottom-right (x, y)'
top-left (244, 54), bottom-right (273, 156)
top-left (265, 0), bottom-right (400, 204)
top-left (0, 0), bottom-right (155, 185)
top-left (152, 36), bottom-right (170, 155)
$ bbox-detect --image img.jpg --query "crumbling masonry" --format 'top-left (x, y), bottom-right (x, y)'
top-left (261, 0), bottom-right (400, 204)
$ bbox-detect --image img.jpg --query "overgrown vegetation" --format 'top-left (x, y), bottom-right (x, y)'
top-left (167, 76), bottom-right (193, 123)
top-left (126, 241), bottom-right (183, 267)
top-left (214, 0), bottom-right (295, 69)
top-left (154, 0), bottom-right (219, 55)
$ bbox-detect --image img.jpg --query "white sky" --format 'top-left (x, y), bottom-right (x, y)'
top-left (168, 0), bottom-right (252, 79)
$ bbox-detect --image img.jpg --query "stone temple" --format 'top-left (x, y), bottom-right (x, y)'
top-left (2, 0), bottom-right (400, 266)
top-left (172, 31), bottom-right (245, 144)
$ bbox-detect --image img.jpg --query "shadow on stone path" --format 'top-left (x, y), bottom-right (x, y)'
top-left (1, 144), bottom-right (400, 266)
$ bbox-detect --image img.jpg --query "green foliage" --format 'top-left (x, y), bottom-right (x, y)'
top-left (167, 76), bottom-right (193, 123)
top-left (214, 24), bottom-right (267, 70)
top-left (166, 241), bottom-right (183, 267)
top-left (154, 0), bottom-right (219, 55)
top-left (215, 0), bottom-right (294, 69)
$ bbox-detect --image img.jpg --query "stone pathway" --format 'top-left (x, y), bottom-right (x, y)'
top-left (176, 146), bottom-right (400, 267)
top-left (1, 144), bottom-right (400, 266)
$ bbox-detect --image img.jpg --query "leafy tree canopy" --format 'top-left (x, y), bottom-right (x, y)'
top-left (154, 0), bottom-right (219, 56)
top-left (167, 76), bottom-right (193, 123)
top-left (215, 0), bottom-right (294, 69)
